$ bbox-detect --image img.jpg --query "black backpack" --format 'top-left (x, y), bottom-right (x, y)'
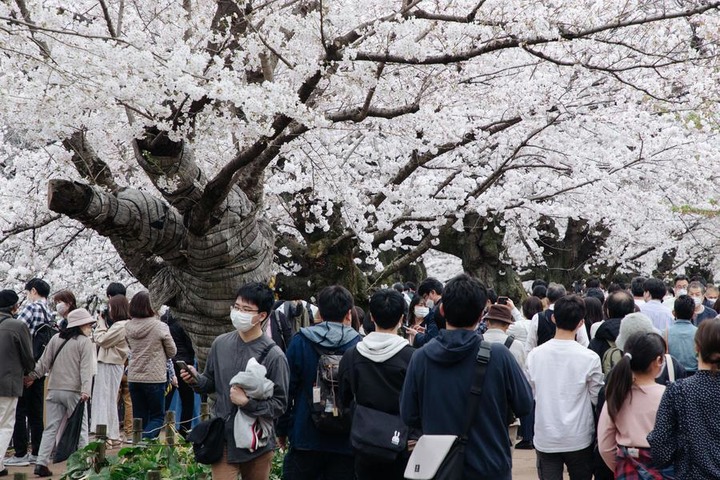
top-left (32, 305), bottom-right (59, 360)
top-left (536, 310), bottom-right (556, 346)
top-left (309, 344), bottom-right (350, 435)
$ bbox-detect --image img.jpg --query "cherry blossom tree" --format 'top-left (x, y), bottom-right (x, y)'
top-left (1, 0), bottom-right (719, 358)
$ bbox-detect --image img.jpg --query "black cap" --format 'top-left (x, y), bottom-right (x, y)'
top-left (0, 290), bottom-right (19, 309)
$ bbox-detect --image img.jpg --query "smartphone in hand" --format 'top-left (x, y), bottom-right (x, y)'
top-left (175, 360), bottom-right (194, 378)
top-left (497, 296), bottom-right (508, 305)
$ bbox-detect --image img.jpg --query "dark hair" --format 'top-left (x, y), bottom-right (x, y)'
top-left (695, 317), bottom-right (720, 371)
top-left (607, 282), bottom-right (623, 294)
top-left (547, 283), bottom-right (567, 303)
top-left (713, 298), bottom-right (720, 314)
top-left (59, 326), bottom-right (83, 340)
top-left (630, 277), bottom-right (647, 297)
top-left (606, 291), bottom-right (635, 319)
top-left (531, 279), bottom-right (548, 290)
top-left (392, 283), bottom-right (404, 293)
top-left (108, 295), bottom-right (131, 325)
top-left (605, 332), bottom-right (666, 421)
top-left (404, 281), bottom-right (416, 292)
top-left (442, 274), bottom-right (487, 328)
top-left (688, 281), bottom-right (705, 295)
top-left (129, 291), bottom-right (155, 318)
top-left (369, 289), bottom-right (405, 329)
top-left (317, 285), bottom-right (354, 323)
top-left (418, 278), bottom-right (443, 297)
top-left (52, 290), bottom-right (77, 313)
top-left (408, 294), bottom-right (426, 324)
top-left (106, 282), bottom-right (127, 298)
top-left (350, 306), bottom-right (364, 332)
top-left (643, 278), bottom-right (666, 300)
top-left (486, 288), bottom-right (498, 305)
top-left (522, 296), bottom-right (543, 320)
top-left (584, 287), bottom-right (605, 303)
top-left (586, 277), bottom-right (601, 289)
top-left (673, 295), bottom-right (695, 321)
top-left (673, 274), bottom-right (690, 286)
top-left (553, 295), bottom-right (585, 331)
top-left (25, 278), bottom-right (50, 298)
top-left (532, 285), bottom-right (547, 299)
top-left (584, 296), bottom-right (603, 325)
top-left (236, 282), bottom-right (274, 314)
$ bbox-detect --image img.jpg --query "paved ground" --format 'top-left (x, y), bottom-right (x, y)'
top-left (5, 446), bottom-right (552, 479)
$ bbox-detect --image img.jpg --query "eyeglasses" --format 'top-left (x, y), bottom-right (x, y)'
top-left (231, 305), bottom-right (259, 313)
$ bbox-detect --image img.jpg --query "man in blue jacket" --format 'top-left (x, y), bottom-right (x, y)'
top-left (400, 274), bottom-right (533, 480)
top-left (278, 285), bottom-right (361, 480)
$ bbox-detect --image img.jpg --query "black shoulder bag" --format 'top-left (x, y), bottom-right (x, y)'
top-left (187, 343), bottom-right (276, 464)
top-left (404, 341), bottom-right (492, 480)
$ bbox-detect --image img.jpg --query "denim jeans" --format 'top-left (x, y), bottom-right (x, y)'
top-left (129, 382), bottom-right (166, 439)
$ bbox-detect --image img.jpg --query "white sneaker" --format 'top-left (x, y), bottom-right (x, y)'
top-left (5, 454), bottom-right (30, 467)
top-left (28, 455), bottom-right (38, 464)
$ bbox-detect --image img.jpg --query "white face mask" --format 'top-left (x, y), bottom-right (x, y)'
top-left (692, 296), bottom-right (703, 306)
top-left (676, 289), bottom-right (687, 296)
top-left (231, 310), bottom-right (257, 333)
top-left (56, 302), bottom-right (68, 317)
top-left (425, 299), bottom-right (435, 310)
top-left (707, 297), bottom-right (718, 304)
top-left (414, 306), bottom-right (430, 318)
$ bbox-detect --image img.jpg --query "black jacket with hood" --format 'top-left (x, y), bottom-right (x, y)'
top-left (588, 318), bottom-right (622, 360)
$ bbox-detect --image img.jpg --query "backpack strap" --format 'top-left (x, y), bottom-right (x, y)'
top-left (665, 354), bottom-right (675, 382)
top-left (504, 335), bottom-right (515, 349)
top-left (50, 339), bottom-right (71, 370)
top-left (256, 343), bottom-right (277, 365)
top-left (461, 341), bottom-right (492, 442)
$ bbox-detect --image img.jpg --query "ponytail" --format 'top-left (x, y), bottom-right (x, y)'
top-left (605, 354), bottom-right (633, 421)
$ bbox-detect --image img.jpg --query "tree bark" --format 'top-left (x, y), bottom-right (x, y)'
top-left (436, 212), bottom-right (526, 302)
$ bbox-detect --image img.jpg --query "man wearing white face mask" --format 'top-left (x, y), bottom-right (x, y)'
top-left (687, 281), bottom-right (718, 328)
top-left (412, 278), bottom-right (444, 347)
top-left (181, 282), bottom-right (289, 480)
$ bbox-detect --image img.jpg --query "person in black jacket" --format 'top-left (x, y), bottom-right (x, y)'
top-left (162, 310), bottom-right (196, 437)
top-left (338, 289), bottom-right (415, 480)
top-left (588, 291), bottom-right (635, 362)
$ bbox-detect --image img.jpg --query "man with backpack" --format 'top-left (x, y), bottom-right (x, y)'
top-left (180, 282), bottom-right (289, 480)
top-left (6, 278), bottom-right (55, 467)
top-left (588, 290), bottom-right (635, 373)
top-left (400, 274), bottom-right (533, 480)
top-left (524, 283), bottom-right (589, 356)
top-left (338, 289), bottom-right (415, 480)
top-left (278, 285), bottom-right (361, 480)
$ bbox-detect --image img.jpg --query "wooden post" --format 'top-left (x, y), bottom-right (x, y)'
top-left (146, 471), bottom-right (161, 480)
top-left (132, 418), bottom-right (143, 444)
top-left (200, 402), bottom-right (210, 421)
top-left (164, 410), bottom-right (176, 446)
top-left (13, 473), bottom-right (28, 480)
top-left (96, 424), bottom-right (107, 471)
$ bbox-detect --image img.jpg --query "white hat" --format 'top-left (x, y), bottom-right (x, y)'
top-left (66, 308), bottom-right (95, 329)
top-left (616, 312), bottom-right (660, 351)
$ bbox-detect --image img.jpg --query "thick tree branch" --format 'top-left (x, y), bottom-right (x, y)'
top-left (62, 130), bottom-right (120, 193)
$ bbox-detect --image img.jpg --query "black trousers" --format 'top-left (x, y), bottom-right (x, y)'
top-left (165, 363), bottom-right (195, 436)
top-left (536, 445), bottom-right (594, 480)
top-left (12, 378), bottom-right (45, 457)
top-left (283, 448), bottom-right (354, 480)
top-left (355, 452), bottom-right (408, 480)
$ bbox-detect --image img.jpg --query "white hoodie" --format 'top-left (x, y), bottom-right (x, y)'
top-left (356, 332), bottom-right (409, 363)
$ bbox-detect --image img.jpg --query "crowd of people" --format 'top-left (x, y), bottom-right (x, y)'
top-left (1, 272), bottom-right (720, 480)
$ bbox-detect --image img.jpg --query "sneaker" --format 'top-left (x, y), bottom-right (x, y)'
top-left (0, 468), bottom-right (8, 477)
top-left (4, 454), bottom-right (30, 467)
top-left (34, 465), bottom-right (53, 477)
top-left (28, 454), bottom-right (38, 464)
top-left (515, 439), bottom-right (534, 450)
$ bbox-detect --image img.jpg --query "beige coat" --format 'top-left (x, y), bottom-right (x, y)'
top-left (93, 319), bottom-right (130, 365)
top-left (125, 317), bottom-right (176, 383)
top-left (31, 333), bottom-right (95, 394)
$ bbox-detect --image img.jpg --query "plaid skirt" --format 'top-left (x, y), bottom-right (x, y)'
top-left (615, 446), bottom-right (674, 480)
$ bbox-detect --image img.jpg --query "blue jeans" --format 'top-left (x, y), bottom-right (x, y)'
top-left (129, 382), bottom-right (166, 439)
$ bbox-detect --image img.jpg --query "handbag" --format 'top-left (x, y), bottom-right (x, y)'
top-left (55, 400), bottom-right (86, 462)
top-left (186, 416), bottom-right (226, 464)
top-left (404, 341), bottom-right (492, 480)
top-left (351, 404), bottom-right (409, 461)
